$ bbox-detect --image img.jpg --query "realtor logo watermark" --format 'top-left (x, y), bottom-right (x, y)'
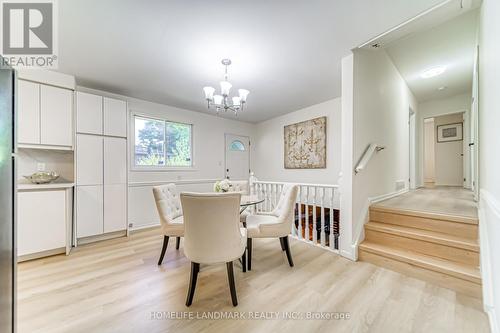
top-left (1, 0), bottom-right (58, 68)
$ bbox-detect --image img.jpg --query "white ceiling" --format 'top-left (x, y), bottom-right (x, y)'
top-left (385, 9), bottom-right (478, 102)
top-left (58, 0), bottom-right (446, 122)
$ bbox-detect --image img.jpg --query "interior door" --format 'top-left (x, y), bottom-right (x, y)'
top-left (225, 134), bottom-right (250, 180)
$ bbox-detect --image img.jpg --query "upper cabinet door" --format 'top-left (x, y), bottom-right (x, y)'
top-left (103, 97), bottom-right (127, 137)
top-left (40, 85), bottom-right (73, 147)
top-left (76, 134), bottom-right (103, 185)
top-left (104, 137), bottom-right (127, 184)
top-left (77, 92), bottom-right (103, 135)
top-left (17, 80), bottom-right (40, 145)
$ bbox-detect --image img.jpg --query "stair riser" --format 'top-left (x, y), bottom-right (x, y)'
top-left (370, 210), bottom-right (478, 239)
top-left (359, 250), bottom-right (482, 298)
top-left (365, 229), bottom-right (479, 266)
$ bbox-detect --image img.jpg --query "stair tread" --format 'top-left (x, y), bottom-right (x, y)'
top-left (365, 221), bottom-right (479, 252)
top-left (359, 241), bottom-right (481, 284)
top-left (370, 205), bottom-right (478, 225)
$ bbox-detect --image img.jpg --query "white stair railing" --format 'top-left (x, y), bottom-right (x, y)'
top-left (252, 180), bottom-right (340, 252)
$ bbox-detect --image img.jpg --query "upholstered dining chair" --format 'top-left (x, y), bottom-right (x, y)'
top-left (152, 184), bottom-right (184, 265)
top-left (245, 184), bottom-right (299, 270)
top-left (181, 192), bottom-right (247, 307)
top-left (214, 180), bottom-right (250, 223)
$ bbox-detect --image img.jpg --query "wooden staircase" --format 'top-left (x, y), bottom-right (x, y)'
top-left (359, 205), bottom-right (481, 298)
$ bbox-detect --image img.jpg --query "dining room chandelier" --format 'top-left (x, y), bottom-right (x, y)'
top-left (203, 59), bottom-right (249, 115)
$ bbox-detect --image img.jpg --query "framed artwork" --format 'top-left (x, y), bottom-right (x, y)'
top-left (437, 122), bottom-right (463, 143)
top-left (284, 116), bottom-right (326, 169)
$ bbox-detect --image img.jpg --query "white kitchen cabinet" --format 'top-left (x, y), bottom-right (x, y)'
top-left (104, 137), bottom-right (127, 185)
top-left (76, 185), bottom-right (104, 238)
top-left (77, 92), bottom-right (103, 135)
top-left (40, 85), bottom-right (73, 147)
top-left (104, 97), bottom-right (127, 137)
top-left (75, 92), bottom-right (127, 242)
top-left (17, 80), bottom-right (40, 145)
top-left (17, 189), bottom-right (67, 257)
top-left (76, 134), bottom-right (103, 185)
top-left (104, 184), bottom-right (127, 233)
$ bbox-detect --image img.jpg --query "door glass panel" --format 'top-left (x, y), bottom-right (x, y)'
top-left (229, 140), bottom-right (245, 151)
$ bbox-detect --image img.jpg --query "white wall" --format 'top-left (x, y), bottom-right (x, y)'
top-left (423, 119), bottom-right (435, 182)
top-left (342, 48), bottom-right (418, 259)
top-left (17, 149), bottom-right (74, 182)
top-left (478, 0), bottom-right (500, 331)
top-left (78, 87), bottom-right (256, 230)
top-left (253, 99), bottom-right (342, 184)
top-left (416, 92), bottom-right (471, 187)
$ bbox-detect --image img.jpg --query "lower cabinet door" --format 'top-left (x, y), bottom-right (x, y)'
top-left (18, 190), bottom-right (66, 256)
top-left (76, 185), bottom-right (103, 238)
top-left (104, 184), bottom-right (127, 233)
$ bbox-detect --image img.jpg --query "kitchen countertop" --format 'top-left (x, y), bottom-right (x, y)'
top-left (17, 179), bottom-right (75, 190)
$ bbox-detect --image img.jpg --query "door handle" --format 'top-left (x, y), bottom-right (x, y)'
top-left (469, 143), bottom-right (474, 147)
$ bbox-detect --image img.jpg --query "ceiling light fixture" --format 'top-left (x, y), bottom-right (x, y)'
top-left (203, 59), bottom-right (249, 115)
top-left (420, 66), bottom-right (446, 79)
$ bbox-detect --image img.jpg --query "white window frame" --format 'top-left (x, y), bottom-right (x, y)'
top-left (131, 112), bottom-right (195, 171)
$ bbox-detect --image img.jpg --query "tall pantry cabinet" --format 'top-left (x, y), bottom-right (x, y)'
top-left (76, 91), bottom-right (128, 242)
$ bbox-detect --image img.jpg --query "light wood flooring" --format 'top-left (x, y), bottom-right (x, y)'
top-left (17, 228), bottom-right (489, 333)
top-left (374, 186), bottom-right (477, 218)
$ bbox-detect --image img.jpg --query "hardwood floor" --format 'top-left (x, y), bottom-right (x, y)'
top-left (17, 227), bottom-right (489, 333)
top-left (373, 186), bottom-right (477, 218)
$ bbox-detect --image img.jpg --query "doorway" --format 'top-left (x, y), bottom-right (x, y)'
top-left (224, 134), bottom-right (250, 180)
top-left (409, 108), bottom-right (416, 189)
top-left (423, 112), bottom-right (464, 187)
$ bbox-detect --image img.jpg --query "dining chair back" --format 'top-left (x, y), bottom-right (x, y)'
top-left (152, 184), bottom-right (184, 265)
top-left (181, 192), bottom-right (247, 306)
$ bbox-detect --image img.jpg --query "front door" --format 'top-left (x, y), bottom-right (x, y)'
top-left (225, 134), bottom-right (250, 180)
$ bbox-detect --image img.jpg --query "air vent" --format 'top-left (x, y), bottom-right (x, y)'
top-left (395, 180), bottom-right (405, 191)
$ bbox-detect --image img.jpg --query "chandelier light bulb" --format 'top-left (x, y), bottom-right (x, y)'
top-left (232, 96), bottom-right (241, 107)
top-left (213, 95), bottom-right (223, 105)
top-left (220, 81), bottom-right (232, 96)
top-left (203, 86), bottom-right (215, 100)
top-left (238, 89), bottom-right (249, 102)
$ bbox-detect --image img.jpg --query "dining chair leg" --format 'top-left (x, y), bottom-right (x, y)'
top-left (176, 237), bottom-right (181, 250)
top-left (247, 238), bottom-right (252, 271)
top-left (279, 237), bottom-right (285, 251)
top-left (186, 262), bottom-right (200, 307)
top-left (226, 262), bottom-right (238, 306)
top-left (157, 235), bottom-right (169, 265)
top-left (282, 236), bottom-right (294, 267)
top-left (241, 249), bottom-right (247, 273)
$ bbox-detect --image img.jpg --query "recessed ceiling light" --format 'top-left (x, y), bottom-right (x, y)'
top-left (438, 86), bottom-right (447, 91)
top-left (420, 66), bottom-right (446, 79)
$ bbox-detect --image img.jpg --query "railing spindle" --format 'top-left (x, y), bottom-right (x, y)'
top-left (297, 186), bottom-right (302, 239)
top-left (312, 187), bottom-right (317, 244)
top-left (305, 186), bottom-right (310, 242)
top-left (320, 187), bottom-right (326, 247)
top-left (329, 188), bottom-right (335, 250)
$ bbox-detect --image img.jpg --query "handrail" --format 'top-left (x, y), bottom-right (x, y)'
top-left (253, 180), bottom-right (339, 188)
top-left (354, 143), bottom-right (385, 174)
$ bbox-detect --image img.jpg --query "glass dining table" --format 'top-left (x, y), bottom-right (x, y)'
top-left (240, 195), bottom-right (265, 214)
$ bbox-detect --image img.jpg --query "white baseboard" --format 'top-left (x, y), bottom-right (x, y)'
top-left (479, 189), bottom-right (500, 333)
top-left (130, 222), bottom-right (160, 232)
top-left (370, 188), bottom-right (409, 204)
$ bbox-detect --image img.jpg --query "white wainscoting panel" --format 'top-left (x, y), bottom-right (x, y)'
top-left (128, 179), bottom-right (217, 230)
top-left (479, 189), bottom-right (500, 333)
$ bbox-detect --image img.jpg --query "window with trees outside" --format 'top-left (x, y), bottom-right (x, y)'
top-left (134, 115), bottom-right (192, 168)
